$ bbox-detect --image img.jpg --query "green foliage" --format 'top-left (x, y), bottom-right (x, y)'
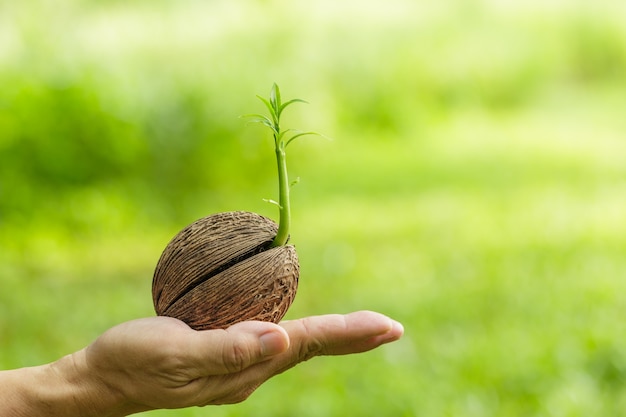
top-left (2, 0), bottom-right (626, 416)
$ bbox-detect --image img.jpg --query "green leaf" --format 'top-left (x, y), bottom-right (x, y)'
top-left (284, 131), bottom-right (320, 147)
top-left (270, 83), bottom-right (282, 115)
top-left (263, 198), bottom-right (282, 209)
top-left (241, 113), bottom-right (271, 123)
top-left (240, 114), bottom-right (277, 133)
top-left (257, 95), bottom-right (278, 126)
top-left (279, 98), bottom-right (308, 118)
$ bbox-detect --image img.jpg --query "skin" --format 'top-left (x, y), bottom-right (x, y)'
top-left (0, 311), bottom-right (403, 417)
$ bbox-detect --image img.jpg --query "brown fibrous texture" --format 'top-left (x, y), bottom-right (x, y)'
top-left (152, 211), bottom-right (299, 330)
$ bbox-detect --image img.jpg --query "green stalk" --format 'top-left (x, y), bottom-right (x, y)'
top-left (272, 144), bottom-right (290, 247)
top-left (242, 83), bottom-right (319, 247)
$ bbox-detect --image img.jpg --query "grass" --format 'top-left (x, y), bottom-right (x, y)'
top-left (2, 0), bottom-right (626, 415)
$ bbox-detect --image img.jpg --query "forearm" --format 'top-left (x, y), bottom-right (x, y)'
top-left (0, 351), bottom-right (144, 417)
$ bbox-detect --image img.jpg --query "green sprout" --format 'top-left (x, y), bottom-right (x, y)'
top-left (243, 83), bottom-right (318, 247)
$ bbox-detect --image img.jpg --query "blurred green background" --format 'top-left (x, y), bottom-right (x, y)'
top-left (2, 0), bottom-right (626, 415)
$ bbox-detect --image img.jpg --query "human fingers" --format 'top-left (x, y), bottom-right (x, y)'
top-left (182, 321), bottom-right (290, 378)
top-left (207, 310), bottom-right (402, 397)
top-left (190, 311), bottom-right (403, 406)
top-left (280, 310), bottom-right (404, 360)
top-left (223, 310), bottom-right (402, 382)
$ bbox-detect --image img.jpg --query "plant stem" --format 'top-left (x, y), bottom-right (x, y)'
top-left (271, 144), bottom-right (290, 247)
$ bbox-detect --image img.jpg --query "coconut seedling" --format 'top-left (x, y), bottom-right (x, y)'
top-left (152, 84), bottom-right (317, 330)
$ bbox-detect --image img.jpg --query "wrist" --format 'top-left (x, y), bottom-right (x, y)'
top-left (49, 349), bottom-right (150, 417)
top-left (0, 350), bottom-right (143, 417)
top-left (46, 350), bottom-right (122, 417)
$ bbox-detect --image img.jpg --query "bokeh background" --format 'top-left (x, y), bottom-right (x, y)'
top-left (2, 0), bottom-right (626, 415)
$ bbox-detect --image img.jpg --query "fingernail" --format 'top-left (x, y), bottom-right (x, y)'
top-left (392, 320), bottom-right (404, 335)
top-left (383, 320), bottom-right (405, 342)
top-left (392, 320), bottom-right (404, 333)
top-left (260, 330), bottom-right (288, 357)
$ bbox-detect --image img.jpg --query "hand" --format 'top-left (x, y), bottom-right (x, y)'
top-left (76, 311), bottom-right (403, 415)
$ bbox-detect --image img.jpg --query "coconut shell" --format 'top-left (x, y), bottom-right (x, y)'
top-left (152, 211), bottom-right (299, 330)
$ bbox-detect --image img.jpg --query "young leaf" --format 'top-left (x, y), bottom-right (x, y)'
top-left (285, 131), bottom-right (320, 147)
top-left (256, 95), bottom-right (278, 126)
top-left (270, 83), bottom-right (281, 115)
top-left (279, 98), bottom-right (308, 117)
top-left (263, 198), bottom-right (282, 209)
top-left (241, 114), bottom-right (279, 135)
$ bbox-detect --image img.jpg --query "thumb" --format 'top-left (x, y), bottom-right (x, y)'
top-left (187, 321), bottom-right (290, 377)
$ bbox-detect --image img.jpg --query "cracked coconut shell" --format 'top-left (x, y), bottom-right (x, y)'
top-left (152, 211), bottom-right (299, 330)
